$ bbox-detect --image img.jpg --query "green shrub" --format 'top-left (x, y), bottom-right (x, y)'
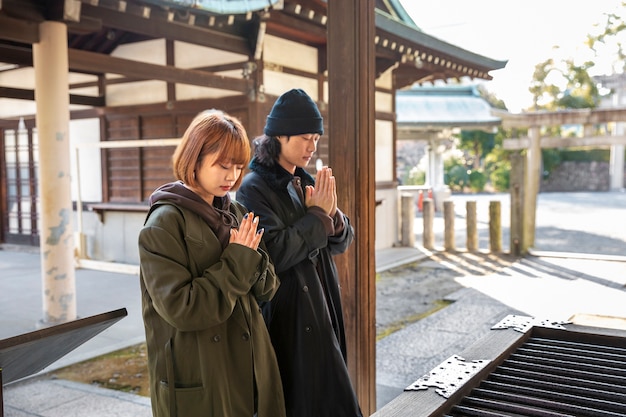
top-left (446, 165), bottom-right (469, 191)
top-left (490, 165), bottom-right (510, 191)
top-left (561, 149), bottom-right (609, 162)
top-left (468, 170), bottom-right (487, 192)
top-left (405, 167), bottom-right (426, 185)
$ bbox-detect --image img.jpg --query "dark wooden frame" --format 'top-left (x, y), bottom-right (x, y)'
top-left (0, 308), bottom-right (128, 417)
top-left (0, 120), bottom-right (39, 246)
top-left (373, 320), bottom-right (626, 416)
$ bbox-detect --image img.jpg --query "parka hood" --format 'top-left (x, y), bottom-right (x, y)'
top-left (149, 180), bottom-right (237, 248)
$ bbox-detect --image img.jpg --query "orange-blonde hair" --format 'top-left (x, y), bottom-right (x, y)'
top-left (172, 110), bottom-right (250, 189)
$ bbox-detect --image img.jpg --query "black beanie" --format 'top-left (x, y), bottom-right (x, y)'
top-left (264, 89), bottom-right (324, 137)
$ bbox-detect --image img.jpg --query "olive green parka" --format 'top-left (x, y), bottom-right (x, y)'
top-left (138, 199), bottom-right (286, 417)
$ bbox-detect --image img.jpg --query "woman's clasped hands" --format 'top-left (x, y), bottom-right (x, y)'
top-left (230, 212), bottom-right (264, 250)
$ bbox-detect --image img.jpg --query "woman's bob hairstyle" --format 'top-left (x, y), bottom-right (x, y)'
top-left (172, 110), bottom-right (251, 190)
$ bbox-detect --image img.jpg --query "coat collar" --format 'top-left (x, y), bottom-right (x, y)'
top-left (249, 157), bottom-right (315, 191)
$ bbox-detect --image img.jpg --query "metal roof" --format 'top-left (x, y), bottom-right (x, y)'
top-left (139, 0), bottom-right (280, 14)
top-left (396, 85), bottom-right (501, 129)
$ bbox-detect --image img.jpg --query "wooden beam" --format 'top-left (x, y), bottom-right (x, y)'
top-left (79, 3), bottom-right (252, 56)
top-left (503, 134), bottom-right (626, 150)
top-left (265, 11), bottom-right (326, 45)
top-left (68, 49), bottom-right (251, 92)
top-left (0, 86), bottom-right (105, 106)
top-left (0, 0), bottom-right (45, 22)
top-left (0, 43), bottom-right (34, 67)
top-left (328, 0), bottom-right (376, 414)
top-left (0, 15), bottom-right (40, 44)
top-left (494, 107), bottom-right (626, 128)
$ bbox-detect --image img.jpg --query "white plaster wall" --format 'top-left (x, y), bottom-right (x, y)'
top-left (264, 35), bottom-right (318, 72)
top-left (262, 35), bottom-right (319, 98)
top-left (176, 84), bottom-right (236, 100)
top-left (81, 211), bottom-right (144, 264)
top-left (0, 67), bottom-right (37, 118)
top-left (69, 118), bottom-right (102, 202)
top-left (69, 72), bottom-right (100, 99)
top-left (0, 66), bottom-right (103, 118)
top-left (112, 38), bottom-right (166, 64)
top-left (0, 99), bottom-right (36, 119)
top-left (375, 188), bottom-right (399, 249)
top-left (106, 80), bottom-right (168, 106)
top-left (174, 42), bottom-right (244, 68)
top-left (375, 119), bottom-right (394, 183)
top-left (106, 39), bottom-right (168, 105)
top-left (263, 71), bottom-right (319, 100)
top-left (176, 67), bottom-right (243, 100)
top-left (375, 90), bottom-right (394, 112)
top-left (0, 66), bottom-right (35, 89)
top-left (376, 68), bottom-right (393, 89)
top-left (374, 72), bottom-right (398, 250)
top-left (174, 42), bottom-right (248, 100)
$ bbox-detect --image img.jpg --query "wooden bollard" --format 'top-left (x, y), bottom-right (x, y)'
top-left (489, 200), bottom-right (502, 253)
top-left (443, 200), bottom-right (455, 251)
top-left (466, 201), bottom-right (478, 251)
top-left (400, 193), bottom-right (415, 247)
top-left (422, 199), bottom-right (434, 250)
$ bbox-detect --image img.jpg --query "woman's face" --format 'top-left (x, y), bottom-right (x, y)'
top-left (190, 152), bottom-right (243, 205)
top-left (277, 134), bottom-right (320, 174)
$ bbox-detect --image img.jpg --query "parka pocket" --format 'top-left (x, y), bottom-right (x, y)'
top-left (162, 339), bottom-right (206, 416)
top-left (157, 381), bottom-right (204, 417)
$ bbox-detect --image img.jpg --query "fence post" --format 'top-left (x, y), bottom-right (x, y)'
top-left (466, 200), bottom-right (478, 251)
top-left (489, 200), bottom-right (502, 253)
top-left (443, 200), bottom-right (455, 251)
top-left (510, 152), bottom-right (524, 256)
top-left (400, 193), bottom-right (415, 247)
top-left (422, 199), bottom-right (435, 250)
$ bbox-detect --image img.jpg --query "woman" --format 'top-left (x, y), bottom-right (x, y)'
top-left (237, 89), bottom-right (362, 417)
top-left (138, 110), bottom-right (286, 417)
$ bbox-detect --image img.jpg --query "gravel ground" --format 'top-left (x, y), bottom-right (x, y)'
top-left (375, 251), bottom-right (518, 339)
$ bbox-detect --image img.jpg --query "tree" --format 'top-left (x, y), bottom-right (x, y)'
top-left (529, 2), bottom-right (625, 111)
top-left (458, 129), bottom-right (495, 169)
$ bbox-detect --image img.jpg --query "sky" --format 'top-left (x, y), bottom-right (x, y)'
top-left (401, 0), bottom-right (625, 112)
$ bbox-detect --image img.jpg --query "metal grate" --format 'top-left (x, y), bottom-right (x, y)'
top-left (445, 334), bottom-right (626, 417)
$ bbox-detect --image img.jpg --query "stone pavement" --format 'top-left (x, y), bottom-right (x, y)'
top-left (375, 251), bottom-right (626, 408)
top-left (2, 190), bottom-right (626, 416)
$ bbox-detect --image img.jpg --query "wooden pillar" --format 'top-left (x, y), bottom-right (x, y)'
top-left (400, 194), bottom-right (415, 247)
top-left (328, 0), bottom-right (376, 413)
top-left (422, 199), bottom-right (435, 250)
top-left (466, 201), bottom-right (478, 252)
top-left (443, 200), bottom-right (455, 251)
top-left (33, 21), bottom-right (77, 324)
top-left (510, 152), bottom-right (524, 256)
top-left (489, 201), bottom-right (502, 253)
top-left (523, 126), bottom-right (541, 251)
top-left (610, 88), bottom-right (625, 191)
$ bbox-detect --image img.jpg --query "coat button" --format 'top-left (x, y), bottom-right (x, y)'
top-left (302, 285), bottom-right (309, 292)
top-left (305, 326), bottom-right (312, 332)
top-left (212, 335), bottom-right (221, 342)
top-left (242, 332), bottom-right (250, 341)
